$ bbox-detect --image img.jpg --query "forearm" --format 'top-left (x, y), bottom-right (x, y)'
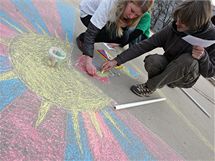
top-left (115, 38), bottom-right (156, 65)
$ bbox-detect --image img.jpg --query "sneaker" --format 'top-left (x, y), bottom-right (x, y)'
top-left (76, 34), bottom-right (84, 52)
top-left (130, 83), bottom-right (155, 97)
top-left (167, 84), bottom-right (175, 88)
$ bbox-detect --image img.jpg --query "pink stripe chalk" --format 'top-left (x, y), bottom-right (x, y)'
top-left (0, 91), bottom-right (66, 161)
top-left (82, 112), bottom-right (128, 161)
top-left (0, 23), bottom-right (17, 56)
top-left (115, 111), bottom-right (184, 161)
top-left (0, 23), bottom-right (18, 38)
top-left (32, 0), bottom-right (64, 39)
top-left (0, 1), bottom-right (35, 32)
top-left (0, 44), bottom-right (9, 56)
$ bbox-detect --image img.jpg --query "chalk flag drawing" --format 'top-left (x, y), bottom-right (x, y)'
top-left (0, 0), bottom-right (184, 160)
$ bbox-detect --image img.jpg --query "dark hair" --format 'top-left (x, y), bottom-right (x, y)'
top-left (173, 0), bottom-right (212, 30)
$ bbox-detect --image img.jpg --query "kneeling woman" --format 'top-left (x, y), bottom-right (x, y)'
top-left (77, 0), bottom-right (154, 76)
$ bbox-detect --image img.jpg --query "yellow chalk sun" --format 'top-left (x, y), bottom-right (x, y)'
top-left (6, 33), bottom-right (111, 126)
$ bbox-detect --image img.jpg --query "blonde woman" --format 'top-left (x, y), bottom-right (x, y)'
top-left (77, 0), bottom-right (154, 76)
top-left (102, 0), bottom-right (215, 97)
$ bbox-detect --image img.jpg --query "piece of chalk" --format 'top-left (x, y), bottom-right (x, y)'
top-left (115, 98), bottom-right (166, 110)
top-left (115, 65), bottom-right (124, 69)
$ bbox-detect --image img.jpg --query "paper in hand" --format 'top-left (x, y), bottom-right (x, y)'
top-left (182, 35), bottom-right (215, 48)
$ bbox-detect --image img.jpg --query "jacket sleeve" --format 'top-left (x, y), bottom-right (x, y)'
top-left (198, 45), bottom-right (215, 77)
top-left (119, 29), bottom-right (143, 47)
top-left (115, 25), bottom-right (171, 65)
top-left (83, 22), bottom-right (100, 58)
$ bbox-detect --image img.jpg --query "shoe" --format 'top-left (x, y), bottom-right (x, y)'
top-left (167, 84), bottom-right (175, 88)
top-left (76, 34), bottom-right (84, 52)
top-left (130, 83), bottom-right (155, 97)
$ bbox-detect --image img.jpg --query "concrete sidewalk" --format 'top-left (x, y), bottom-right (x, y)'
top-left (96, 43), bottom-right (215, 160)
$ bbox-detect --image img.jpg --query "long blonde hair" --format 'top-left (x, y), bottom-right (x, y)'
top-left (107, 0), bottom-right (154, 37)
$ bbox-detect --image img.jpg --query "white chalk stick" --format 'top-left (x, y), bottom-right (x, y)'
top-left (114, 98), bottom-right (166, 110)
top-left (104, 43), bottom-right (115, 50)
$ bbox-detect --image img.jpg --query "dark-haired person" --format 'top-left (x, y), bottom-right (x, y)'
top-left (102, 0), bottom-right (215, 97)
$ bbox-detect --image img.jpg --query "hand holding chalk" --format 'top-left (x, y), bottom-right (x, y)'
top-left (101, 59), bottom-right (118, 72)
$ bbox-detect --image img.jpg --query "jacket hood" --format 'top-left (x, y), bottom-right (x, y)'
top-left (171, 21), bottom-right (215, 40)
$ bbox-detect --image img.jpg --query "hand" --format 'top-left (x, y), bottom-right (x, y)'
top-left (192, 46), bottom-right (205, 60)
top-left (102, 59), bottom-right (118, 72)
top-left (84, 55), bottom-right (97, 76)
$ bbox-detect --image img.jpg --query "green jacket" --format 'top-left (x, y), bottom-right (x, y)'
top-left (136, 11), bottom-right (151, 38)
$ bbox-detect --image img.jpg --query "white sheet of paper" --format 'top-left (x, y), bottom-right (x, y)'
top-left (182, 35), bottom-right (215, 48)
